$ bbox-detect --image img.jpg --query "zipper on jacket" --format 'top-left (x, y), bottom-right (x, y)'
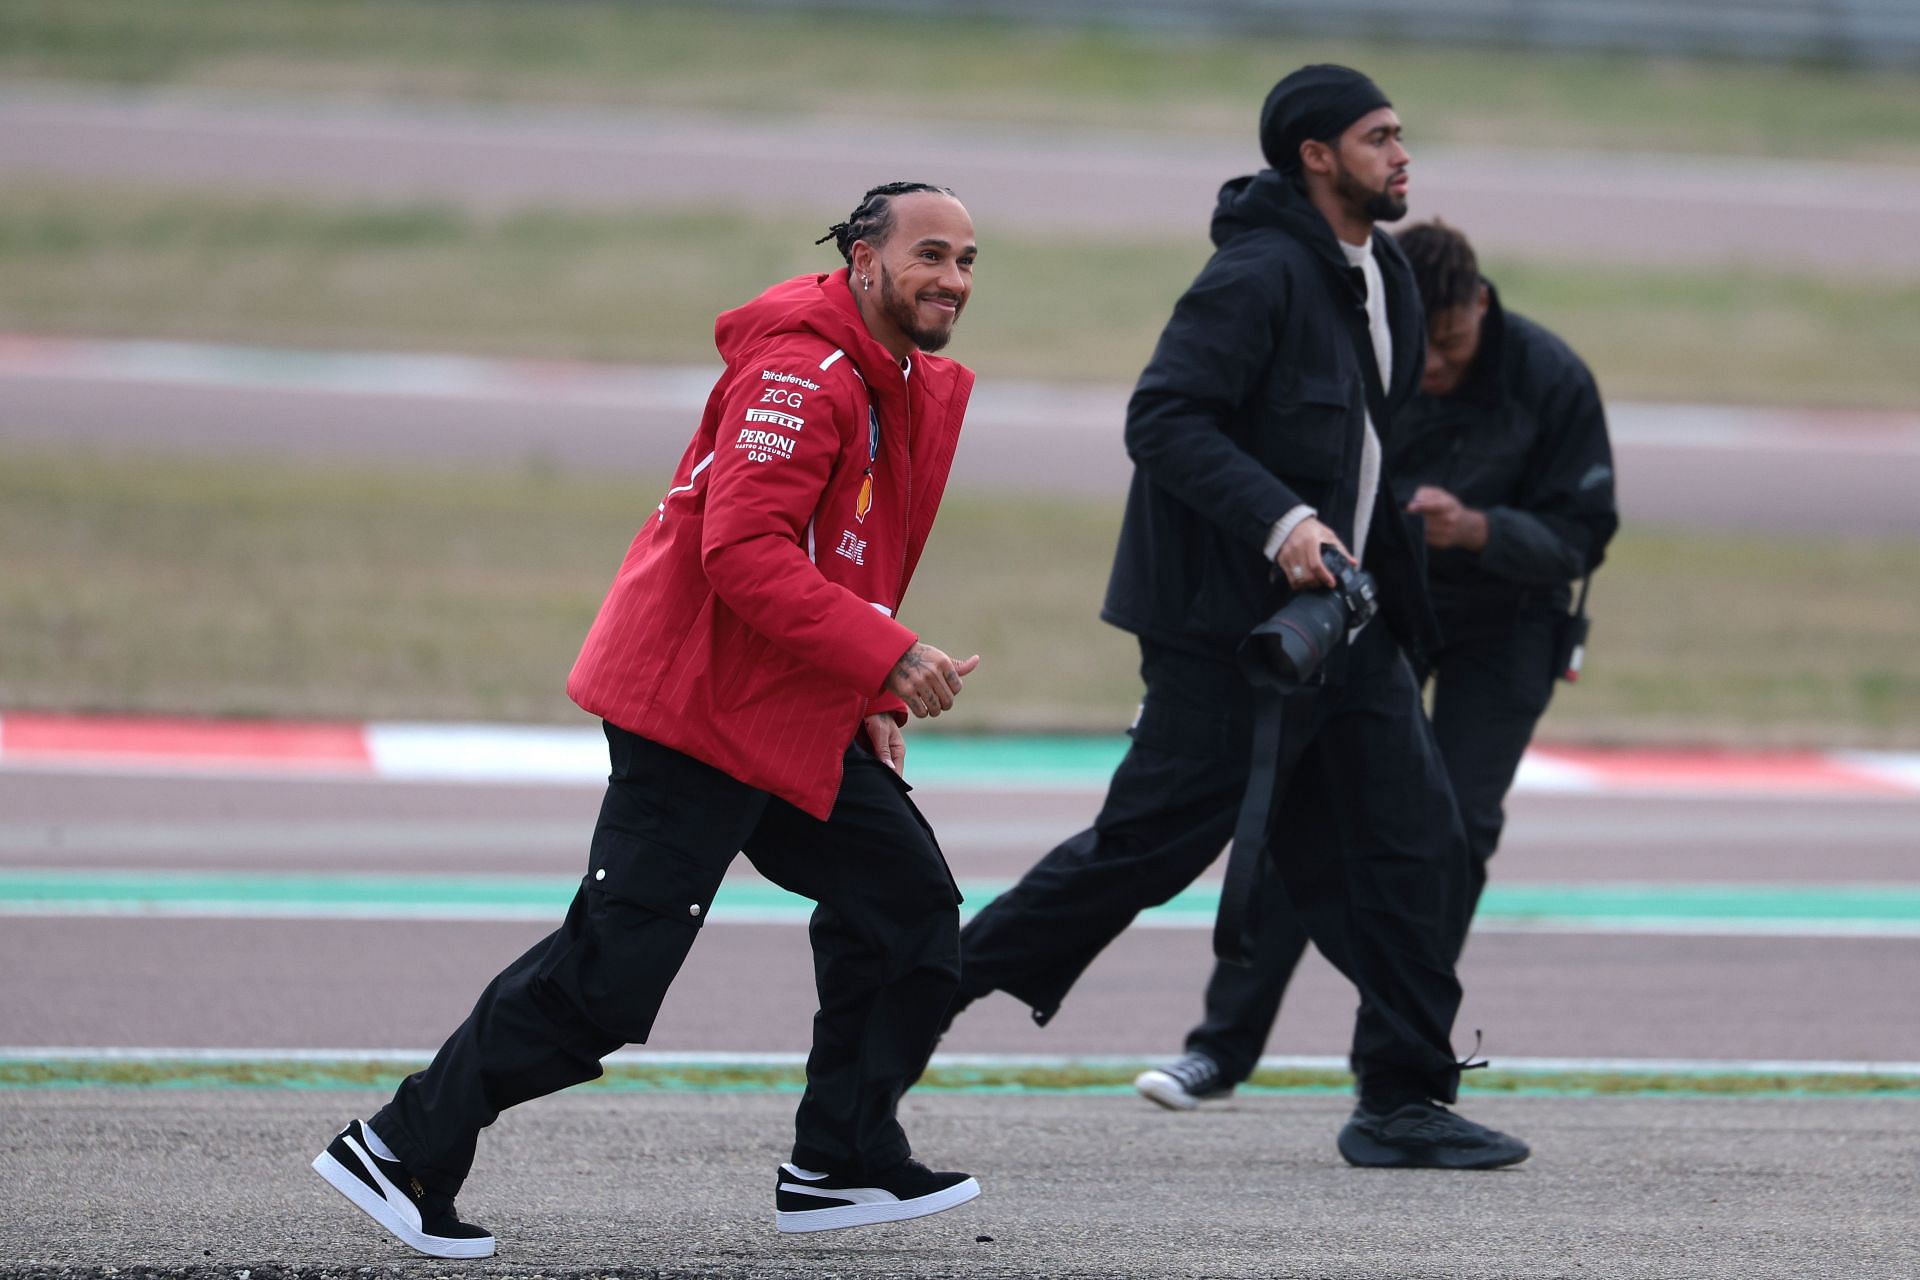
top-left (897, 364), bottom-right (913, 608)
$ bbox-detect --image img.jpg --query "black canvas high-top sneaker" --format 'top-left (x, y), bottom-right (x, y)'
top-left (1134, 1050), bottom-right (1236, 1110)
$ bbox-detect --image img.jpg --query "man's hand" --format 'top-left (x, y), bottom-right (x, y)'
top-left (1277, 516), bottom-right (1354, 590)
top-left (864, 712), bottom-right (905, 772)
top-left (886, 642), bottom-right (981, 719)
top-left (1406, 485), bottom-right (1489, 551)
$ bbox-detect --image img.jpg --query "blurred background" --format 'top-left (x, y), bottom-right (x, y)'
top-left (3, 0), bottom-right (1918, 747)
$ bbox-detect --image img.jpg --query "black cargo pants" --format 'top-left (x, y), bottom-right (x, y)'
top-left (1187, 609), bottom-right (1559, 1084)
top-left (948, 623), bottom-right (1471, 1103)
top-left (374, 722), bottom-right (962, 1196)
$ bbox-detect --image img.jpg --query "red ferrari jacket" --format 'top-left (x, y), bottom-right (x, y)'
top-left (567, 269), bottom-right (973, 818)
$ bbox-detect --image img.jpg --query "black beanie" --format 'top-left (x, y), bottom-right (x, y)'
top-left (1259, 64), bottom-right (1392, 174)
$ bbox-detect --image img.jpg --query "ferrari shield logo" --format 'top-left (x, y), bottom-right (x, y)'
top-left (855, 404), bottom-right (879, 523)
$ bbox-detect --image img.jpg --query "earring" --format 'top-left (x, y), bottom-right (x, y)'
top-left (862, 275), bottom-right (871, 291)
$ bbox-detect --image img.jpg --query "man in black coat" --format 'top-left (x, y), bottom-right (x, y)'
top-left (1136, 220), bottom-right (1619, 1113)
top-left (924, 66), bottom-right (1529, 1169)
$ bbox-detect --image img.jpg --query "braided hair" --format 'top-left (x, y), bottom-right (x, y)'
top-left (1395, 219), bottom-right (1481, 315)
top-left (815, 182), bottom-right (958, 264)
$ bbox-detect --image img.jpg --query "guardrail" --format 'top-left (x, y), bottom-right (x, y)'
top-left (740, 0), bottom-right (1920, 68)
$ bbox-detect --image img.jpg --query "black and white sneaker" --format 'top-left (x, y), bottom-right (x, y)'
top-left (774, 1158), bottom-right (980, 1233)
top-left (1135, 1051), bottom-right (1236, 1111)
top-left (311, 1119), bottom-right (496, 1258)
top-left (1337, 1100), bottom-right (1531, 1170)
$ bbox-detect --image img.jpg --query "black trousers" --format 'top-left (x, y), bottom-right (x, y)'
top-left (1187, 610), bottom-right (1559, 1085)
top-left (373, 723), bottom-right (962, 1196)
top-left (949, 623), bottom-right (1471, 1102)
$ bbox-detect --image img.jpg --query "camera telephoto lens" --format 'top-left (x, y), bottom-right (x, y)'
top-left (1241, 546), bottom-right (1378, 686)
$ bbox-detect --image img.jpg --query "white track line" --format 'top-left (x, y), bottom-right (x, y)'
top-left (6, 1046), bottom-right (1918, 1079)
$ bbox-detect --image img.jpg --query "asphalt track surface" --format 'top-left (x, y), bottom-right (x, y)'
top-left (5, 767), bottom-right (1919, 1062)
top-left (3, 766), bottom-right (1919, 1277)
top-left (5, 1090), bottom-right (1916, 1280)
top-left (7, 86), bottom-right (1920, 275)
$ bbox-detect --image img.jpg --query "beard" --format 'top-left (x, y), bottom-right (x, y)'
top-left (877, 263), bottom-right (959, 354)
top-left (1335, 164), bottom-right (1408, 224)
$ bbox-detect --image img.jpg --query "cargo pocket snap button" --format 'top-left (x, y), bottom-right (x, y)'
top-left (594, 869), bottom-right (606, 881)
top-left (688, 903), bottom-right (702, 918)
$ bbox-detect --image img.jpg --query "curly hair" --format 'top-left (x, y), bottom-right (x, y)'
top-left (1395, 219), bottom-right (1481, 314)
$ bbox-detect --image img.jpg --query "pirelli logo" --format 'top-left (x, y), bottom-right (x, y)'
top-left (746, 408), bottom-right (804, 431)
top-left (736, 429), bottom-right (796, 462)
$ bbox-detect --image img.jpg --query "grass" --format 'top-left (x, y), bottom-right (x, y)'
top-left (6, 447), bottom-right (1919, 744)
top-left (6, 185), bottom-right (1920, 407)
top-left (3, 1), bottom-right (1920, 164)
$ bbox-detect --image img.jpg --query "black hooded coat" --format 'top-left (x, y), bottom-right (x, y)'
top-left (1390, 283), bottom-right (1619, 625)
top-left (1101, 168), bottom-right (1440, 674)
top-left (945, 173), bottom-right (1474, 1102)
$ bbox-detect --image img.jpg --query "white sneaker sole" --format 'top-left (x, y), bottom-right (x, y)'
top-left (775, 1176), bottom-right (981, 1234)
top-left (1135, 1069), bottom-right (1204, 1111)
top-left (312, 1149), bottom-right (496, 1258)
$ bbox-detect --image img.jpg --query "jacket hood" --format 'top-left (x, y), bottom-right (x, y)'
top-left (1212, 169), bottom-right (1411, 287)
top-left (1212, 169), bottom-right (1338, 255)
top-left (713, 268), bottom-right (903, 389)
top-left (1453, 277), bottom-right (1509, 410)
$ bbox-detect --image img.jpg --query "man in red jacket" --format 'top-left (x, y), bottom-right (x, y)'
top-left (313, 182), bottom-right (985, 1252)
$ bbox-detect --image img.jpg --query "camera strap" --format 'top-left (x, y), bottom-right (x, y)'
top-left (1556, 574), bottom-right (1594, 683)
top-left (1213, 682), bottom-right (1287, 967)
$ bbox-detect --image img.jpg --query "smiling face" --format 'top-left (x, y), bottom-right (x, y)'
top-left (849, 192), bottom-right (976, 358)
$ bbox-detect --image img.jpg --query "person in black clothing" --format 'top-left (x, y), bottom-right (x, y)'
top-left (1136, 220), bottom-right (1619, 1112)
top-left (920, 67), bottom-right (1529, 1169)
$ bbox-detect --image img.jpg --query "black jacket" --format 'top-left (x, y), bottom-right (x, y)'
top-left (1101, 168), bottom-right (1439, 669)
top-left (1388, 284), bottom-right (1619, 632)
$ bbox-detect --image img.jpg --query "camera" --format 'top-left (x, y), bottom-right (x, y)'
top-left (1240, 545), bottom-right (1379, 686)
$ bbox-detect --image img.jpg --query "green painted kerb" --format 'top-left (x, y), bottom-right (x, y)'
top-left (906, 736), bottom-right (1127, 786)
top-left (2, 1057), bottom-right (1916, 1099)
top-left (4, 870), bottom-right (1920, 929)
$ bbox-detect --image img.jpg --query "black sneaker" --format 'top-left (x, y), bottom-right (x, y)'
top-left (1134, 1051), bottom-right (1236, 1111)
top-left (774, 1157), bottom-right (981, 1233)
top-left (311, 1119), bottom-right (496, 1258)
top-left (1336, 1100), bottom-right (1530, 1170)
